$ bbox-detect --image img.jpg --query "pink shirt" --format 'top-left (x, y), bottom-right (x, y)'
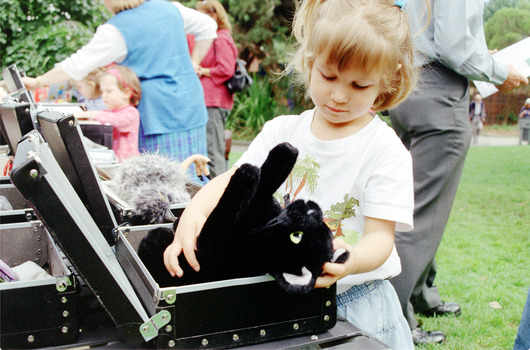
top-left (199, 29), bottom-right (238, 110)
top-left (93, 105), bottom-right (140, 162)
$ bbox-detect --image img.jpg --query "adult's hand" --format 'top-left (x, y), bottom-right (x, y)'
top-left (497, 64), bottom-right (529, 93)
top-left (21, 66), bottom-right (72, 91)
top-left (181, 154), bottom-right (212, 180)
top-left (21, 77), bottom-right (40, 91)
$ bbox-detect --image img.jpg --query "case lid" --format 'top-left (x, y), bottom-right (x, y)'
top-left (0, 102), bottom-right (34, 155)
top-left (1, 64), bottom-right (35, 107)
top-left (36, 110), bottom-right (117, 245)
top-left (10, 131), bottom-right (149, 345)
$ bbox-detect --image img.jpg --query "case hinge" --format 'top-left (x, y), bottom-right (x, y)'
top-left (139, 310), bottom-right (172, 342)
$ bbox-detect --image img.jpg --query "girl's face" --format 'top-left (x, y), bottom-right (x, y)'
top-left (99, 74), bottom-right (131, 111)
top-left (309, 55), bottom-right (382, 139)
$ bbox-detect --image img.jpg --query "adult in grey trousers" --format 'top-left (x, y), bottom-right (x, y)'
top-left (389, 0), bottom-right (528, 345)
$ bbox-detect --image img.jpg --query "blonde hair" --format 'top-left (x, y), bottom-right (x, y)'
top-left (100, 65), bottom-right (142, 107)
top-left (104, 0), bottom-right (145, 14)
top-left (196, 0), bottom-right (232, 31)
top-left (80, 68), bottom-right (105, 99)
top-left (287, 0), bottom-right (418, 111)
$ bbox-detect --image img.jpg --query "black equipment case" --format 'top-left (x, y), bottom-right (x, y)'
top-left (9, 131), bottom-right (149, 345)
top-left (0, 102), bottom-right (35, 155)
top-left (0, 221), bottom-right (79, 348)
top-left (0, 181), bottom-right (38, 223)
top-left (114, 224), bottom-right (340, 349)
top-left (4, 109), bottom-right (390, 348)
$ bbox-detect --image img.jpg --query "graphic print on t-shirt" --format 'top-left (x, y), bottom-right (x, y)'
top-left (275, 155), bottom-right (362, 247)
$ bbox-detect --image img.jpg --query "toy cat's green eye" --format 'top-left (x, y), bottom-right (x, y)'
top-left (290, 231), bottom-right (303, 244)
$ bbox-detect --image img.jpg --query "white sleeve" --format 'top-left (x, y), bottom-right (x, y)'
top-left (432, 0), bottom-right (508, 84)
top-left (363, 147), bottom-right (414, 232)
top-left (60, 24), bottom-right (127, 81)
top-left (233, 118), bottom-right (284, 169)
top-left (172, 2), bottom-right (217, 41)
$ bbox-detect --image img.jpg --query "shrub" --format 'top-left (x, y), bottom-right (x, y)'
top-left (0, 0), bottom-right (109, 76)
top-left (227, 74), bottom-right (312, 140)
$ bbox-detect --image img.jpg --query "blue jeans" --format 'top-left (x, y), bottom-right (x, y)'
top-left (337, 280), bottom-right (414, 349)
top-left (513, 285), bottom-right (530, 350)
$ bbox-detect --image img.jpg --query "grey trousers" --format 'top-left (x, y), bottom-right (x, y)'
top-left (388, 62), bottom-right (472, 330)
top-left (206, 107), bottom-right (230, 178)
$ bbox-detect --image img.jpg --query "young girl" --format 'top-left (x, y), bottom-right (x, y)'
top-left (164, 0), bottom-right (417, 348)
top-left (79, 65), bottom-right (142, 162)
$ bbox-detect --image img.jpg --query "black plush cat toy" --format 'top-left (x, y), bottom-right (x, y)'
top-left (138, 142), bottom-right (348, 294)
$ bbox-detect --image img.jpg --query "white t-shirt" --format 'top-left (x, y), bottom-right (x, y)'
top-left (60, 2), bottom-right (217, 80)
top-left (235, 109), bottom-right (414, 293)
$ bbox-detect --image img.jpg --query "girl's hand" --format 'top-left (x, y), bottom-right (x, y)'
top-left (76, 111), bottom-right (92, 120)
top-left (163, 212), bottom-right (206, 277)
top-left (314, 239), bottom-right (356, 288)
top-left (76, 110), bottom-right (99, 120)
top-left (162, 168), bottom-right (237, 277)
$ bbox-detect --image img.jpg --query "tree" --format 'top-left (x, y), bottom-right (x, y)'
top-left (0, 0), bottom-right (109, 76)
top-left (182, 0), bottom-right (296, 73)
top-left (484, 7), bottom-right (530, 49)
top-left (484, 0), bottom-right (528, 22)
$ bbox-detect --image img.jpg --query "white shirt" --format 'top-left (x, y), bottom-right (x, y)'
top-left (61, 2), bottom-right (217, 81)
top-left (235, 110), bottom-right (414, 292)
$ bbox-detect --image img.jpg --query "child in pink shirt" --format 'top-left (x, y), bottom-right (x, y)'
top-left (79, 65), bottom-right (141, 162)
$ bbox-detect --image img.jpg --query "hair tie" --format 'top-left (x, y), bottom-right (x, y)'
top-left (394, 0), bottom-right (406, 10)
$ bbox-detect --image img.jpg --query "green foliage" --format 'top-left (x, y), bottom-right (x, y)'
top-left (0, 0), bottom-right (110, 76)
top-left (484, 7), bottom-right (530, 50)
top-left (226, 73), bottom-right (312, 140)
top-left (484, 0), bottom-right (529, 21)
top-left (226, 74), bottom-right (278, 140)
top-left (226, 0), bottom-right (295, 72)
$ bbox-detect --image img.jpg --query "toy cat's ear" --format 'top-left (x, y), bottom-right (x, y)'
top-left (331, 248), bottom-right (349, 264)
top-left (256, 142), bottom-right (298, 197)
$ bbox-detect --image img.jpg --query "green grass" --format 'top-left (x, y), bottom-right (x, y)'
top-left (418, 146), bottom-right (529, 349)
top-left (227, 151), bottom-right (243, 169)
top-left (482, 124), bottom-right (520, 136)
top-left (228, 145), bottom-right (530, 349)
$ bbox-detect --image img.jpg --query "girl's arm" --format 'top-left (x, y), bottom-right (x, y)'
top-left (92, 108), bottom-right (138, 131)
top-left (164, 167), bottom-right (237, 277)
top-left (76, 110), bottom-right (100, 120)
top-left (314, 217), bottom-right (395, 288)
